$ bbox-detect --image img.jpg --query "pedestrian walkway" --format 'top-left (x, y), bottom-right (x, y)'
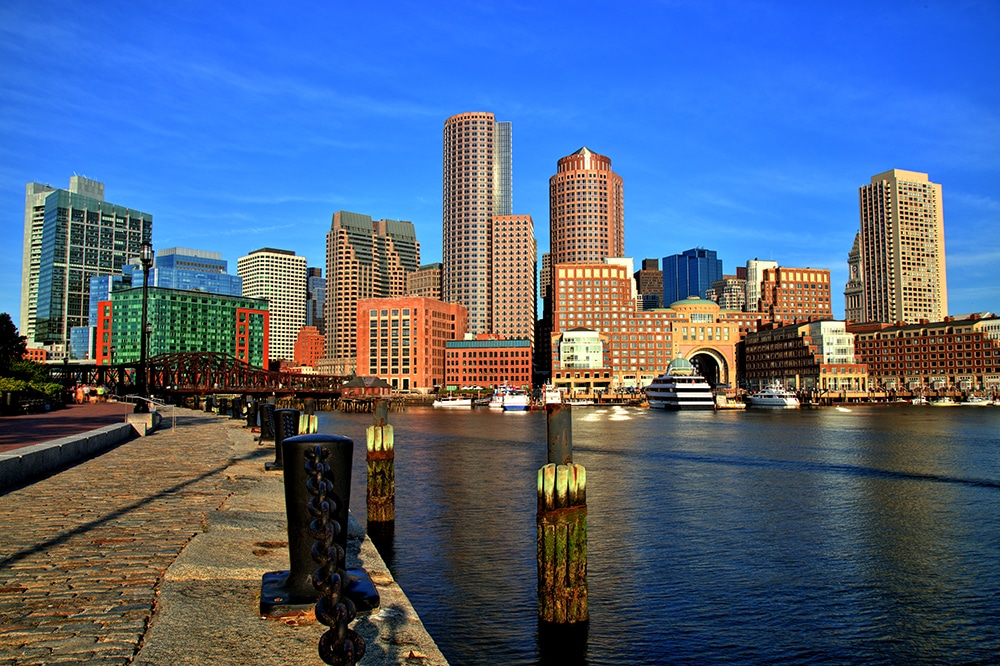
top-left (0, 408), bottom-right (447, 665)
top-left (0, 402), bottom-right (135, 453)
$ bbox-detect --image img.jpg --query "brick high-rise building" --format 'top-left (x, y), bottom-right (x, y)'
top-left (634, 258), bottom-right (664, 311)
top-left (852, 169), bottom-right (947, 324)
top-left (442, 112), bottom-right (512, 335)
top-left (237, 248), bottom-right (307, 365)
top-left (492, 214), bottom-right (536, 344)
top-left (758, 266), bottom-right (833, 324)
top-left (325, 211), bottom-right (420, 375)
top-left (548, 147), bottom-right (624, 266)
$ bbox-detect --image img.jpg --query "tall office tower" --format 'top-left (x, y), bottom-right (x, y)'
top-left (325, 211), bottom-right (420, 375)
top-left (844, 234), bottom-right (864, 323)
top-left (442, 112), bottom-right (512, 335)
top-left (406, 263), bottom-right (442, 300)
top-left (745, 258), bottom-right (778, 312)
top-left (634, 258), bottom-right (664, 310)
top-left (854, 169), bottom-right (947, 324)
top-left (237, 248), bottom-right (307, 365)
top-left (125, 248), bottom-right (242, 296)
top-left (663, 248), bottom-right (723, 305)
top-left (306, 267), bottom-right (326, 336)
top-left (758, 266), bottom-right (833, 323)
top-left (21, 176), bottom-right (152, 352)
top-left (492, 214), bottom-right (537, 344)
top-left (548, 147), bottom-right (625, 265)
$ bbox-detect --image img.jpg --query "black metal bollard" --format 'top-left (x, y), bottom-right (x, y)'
top-left (204, 395), bottom-right (214, 413)
top-left (303, 397), bottom-right (316, 416)
top-left (230, 396), bottom-right (242, 419)
top-left (265, 408), bottom-right (300, 472)
top-left (245, 398), bottom-right (258, 428)
top-left (260, 433), bottom-right (379, 618)
top-left (259, 403), bottom-right (276, 441)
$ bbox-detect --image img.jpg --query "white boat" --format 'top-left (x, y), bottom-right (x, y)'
top-left (542, 384), bottom-right (562, 405)
top-left (962, 395), bottom-right (993, 406)
top-left (910, 396), bottom-right (929, 406)
top-left (432, 396), bottom-right (472, 408)
top-left (645, 357), bottom-right (716, 410)
top-left (746, 382), bottom-right (800, 409)
top-left (930, 396), bottom-right (958, 407)
top-left (566, 399), bottom-right (595, 406)
top-left (486, 386), bottom-right (531, 411)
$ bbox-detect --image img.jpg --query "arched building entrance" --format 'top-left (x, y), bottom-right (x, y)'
top-left (688, 348), bottom-right (732, 388)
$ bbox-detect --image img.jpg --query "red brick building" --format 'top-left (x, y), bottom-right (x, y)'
top-left (444, 334), bottom-right (533, 389)
top-left (356, 297), bottom-right (467, 392)
top-left (758, 266), bottom-right (833, 324)
top-left (293, 326), bottom-right (325, 369)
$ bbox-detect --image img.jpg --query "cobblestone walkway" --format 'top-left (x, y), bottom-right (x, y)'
top-left (0, 409), bottom-right (242, 665)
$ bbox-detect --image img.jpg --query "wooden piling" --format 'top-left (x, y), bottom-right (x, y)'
top-left (537, 403), bottom-right (588, 625)
top-left (366, 400), bottom-right (395, 538)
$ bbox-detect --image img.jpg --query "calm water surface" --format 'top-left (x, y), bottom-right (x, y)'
top-left (319, 405), bottom-right (1000, 665)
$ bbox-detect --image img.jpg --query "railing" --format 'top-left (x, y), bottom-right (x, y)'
top-left (116, 395), bottom-right (176, 430)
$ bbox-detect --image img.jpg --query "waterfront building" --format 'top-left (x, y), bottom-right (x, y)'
top-left (758, 266), bottom-right (833, 323)
top-left (663, 248), bottom-right (723, 304)
top-left (293, 325), bottom-right (325, 369)
top-left (125, 249), bottom-right (242, 296)
top-left (154, 247), bottom-right (227, 273)
top-left (852, 169), bottom-right (948, 324)
top-left (20, 176), bottom-right (152, 354)
top-left (357, 297), bottom-right (467, 391)
top-left (325, 211), bottom-right (420, 375)
top-left (635, 258), bottom-right (664, 311)
top-left (237, 248), bottom-right (306, 366)
top-left (550, 262), bottom-right (744, 393)
top-left (742, 320), bottom-right (868, 392)
top-left (444, 335), bottom-right (532, 390)
top-left (306, 267), bottom-right (326, 336)
top-left (97, 287), bottom-right (268, 367)
top-left (744, 258), bottom-right (778, 313)
top-left (406, 263), bottom-right (442, 300)
top-left (442, 112), bottom-right (512, 335)
top-left (492, 215), bottom-right (537, 345)
top-left (548, 147), bottom-right (625, 265)
top-left (706, 275), bottom-right (747, 311)
top-left (850, 314), bottom-right (1000, 393)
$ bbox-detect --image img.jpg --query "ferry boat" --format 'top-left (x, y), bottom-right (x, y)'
top-left (746, 382), bottom-right (800, 409)
top-left (542, 384), bottom-right (562, 405)
top-left (645, 357), bottom-right (716, 410)
top-left (432, 396), bottom-right (473, 408)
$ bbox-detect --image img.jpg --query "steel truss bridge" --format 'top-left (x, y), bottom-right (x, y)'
top-left (48, 352), bottom-right (348, 399)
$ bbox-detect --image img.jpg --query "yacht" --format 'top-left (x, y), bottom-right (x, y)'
top-left (645, 357), bottom-right (716, 410)
top-left (746, 382), bottom-right (800, 409)
top-left (432, 396), bottom-right (472, 408)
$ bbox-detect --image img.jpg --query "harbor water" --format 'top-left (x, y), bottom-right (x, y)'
top-left (318, 404), bottom-right (1000, 665)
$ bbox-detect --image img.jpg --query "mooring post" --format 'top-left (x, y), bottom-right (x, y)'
top-left (259, 402), bottom-right (276, 442)
top-left (537, 402), bottom-right (588, 625)
top-left (230, 395), bottom-right (242, 420)
top-left (260, 433), bottom-right (379, 620)
top-left (265, 408), bottom-right (300, 472)
top-left (366, 399), bottom-right (395, 543)
top-left (245, 397), bottom-right (258, 429)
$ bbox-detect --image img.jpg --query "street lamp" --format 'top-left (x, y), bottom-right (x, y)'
top-left (134, 241), bottom-right (154, 413)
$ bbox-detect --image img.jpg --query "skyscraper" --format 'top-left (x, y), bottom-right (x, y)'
top-left (325, 211), bottom-right (420, 375)
top-left (852, 169), bottom-right (947, 324)
top-left (744, 258), bottom-right (778, 312)
top-left (492, 214), bottom-right (536, 344)
top-left (548, 147), bottom-right (624, 265)
top-left (662, 248), bottom-right (723, 304)
top-left (306, 267), bottom-right (326, 336)
top-left (442, 112), bottom-right (513, 335)
top-left (21, 176), bottom-right (152, 351)
top-left (237, 248), bottom-right (307, 365)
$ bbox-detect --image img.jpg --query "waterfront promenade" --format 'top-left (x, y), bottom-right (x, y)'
top-left (0, 407), bottom-right (447, 665)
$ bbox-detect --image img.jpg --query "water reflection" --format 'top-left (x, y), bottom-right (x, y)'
top-left (320, 405), bottom-right (1000, 665)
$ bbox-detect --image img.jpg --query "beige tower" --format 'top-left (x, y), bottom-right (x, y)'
top-left (442, 112), bottom-right (512, 336)
top-left (491, 214), bottom-right (536, 344)
top-left (857, 169), bottom-right (947, 324)
top-left (237, 248), bottom-right (307, 364)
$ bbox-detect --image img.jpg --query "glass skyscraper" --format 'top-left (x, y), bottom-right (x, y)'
top-left (663, 248), bottom-right (723, 304)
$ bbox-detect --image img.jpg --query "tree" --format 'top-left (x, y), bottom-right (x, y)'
top-left (0, 313), bottom-right (27, 377)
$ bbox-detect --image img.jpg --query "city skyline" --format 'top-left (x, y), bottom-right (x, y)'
top-left (2, 2), bottom-right (998, 327)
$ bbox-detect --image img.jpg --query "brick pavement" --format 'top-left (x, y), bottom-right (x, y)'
top-left (0, 409), bottom-right (237, 665)
top-left (0, 403), bottom-right (136, 453)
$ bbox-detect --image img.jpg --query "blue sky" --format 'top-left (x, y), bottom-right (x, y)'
top-left (2, 0), bottom-right (998, 328)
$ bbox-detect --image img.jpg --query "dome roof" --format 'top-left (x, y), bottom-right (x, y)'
top-left (667, 356), bottom-right (695, 375)
top-left (667, 295), bottom-right (721, 311)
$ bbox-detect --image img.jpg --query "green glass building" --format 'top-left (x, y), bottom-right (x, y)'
top-left (109, 287), bottom-right (268, 368)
